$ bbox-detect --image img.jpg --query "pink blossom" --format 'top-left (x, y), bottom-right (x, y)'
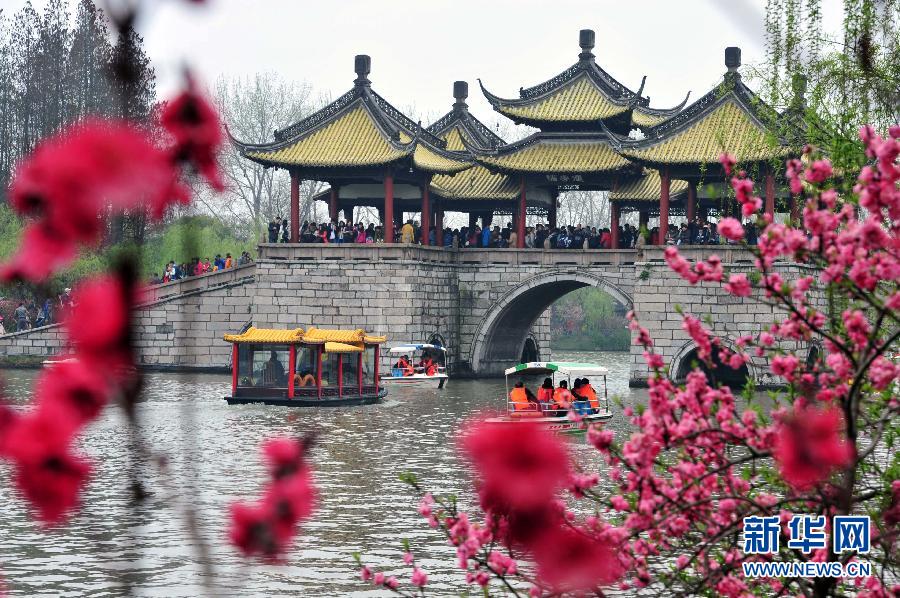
top-left (724, 273), bottom-right (751, 297)
top-left (773, 406), bottom-right (854, 490)
top-left (717, 217), bottom-right (745, 241)
top-left (411, 567), bottom-right (428, 587)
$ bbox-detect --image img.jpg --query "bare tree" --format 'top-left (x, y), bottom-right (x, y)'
top-left (210, 73), bottom-right (325, 240)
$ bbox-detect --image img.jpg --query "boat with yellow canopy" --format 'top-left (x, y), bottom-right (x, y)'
top-left (223, 326), bottom-right (387, 406)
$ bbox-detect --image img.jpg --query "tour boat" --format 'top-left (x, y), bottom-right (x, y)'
top-left (380, 343), bottom-right (449, 388)
top-left (223, 326), bottom-right (388, 406)
top-left (487, 362), bottom-right (612, 434)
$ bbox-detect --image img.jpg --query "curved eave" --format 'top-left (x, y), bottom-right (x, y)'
top-left (610, 171), bottom-right (689, 202)
top-left (430, 165), bottom-right (519, 201)
top-left (473, 141), bottom-right (630, 175)
top-left (617, 85), bottom-right (789, 168)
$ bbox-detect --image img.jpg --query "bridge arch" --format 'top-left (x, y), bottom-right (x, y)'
top-left (670, 340), bottom-right (754, 387)
top-left (469, 270), bottom-right (633, 376)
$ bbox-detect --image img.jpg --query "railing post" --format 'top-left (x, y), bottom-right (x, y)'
top-left (290, 172), bottom-right (300, 243)
top-left (288, 344), bottom-right (296, 399)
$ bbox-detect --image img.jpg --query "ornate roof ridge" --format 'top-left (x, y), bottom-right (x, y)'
top-left (471, 130), bottom-right (619, 157)
top-left (427, 110), bottom-right (505, 149)
top-left (619, 74), bottom-right (783, 150)
top-left (230, 95), bottom-right (415, 156)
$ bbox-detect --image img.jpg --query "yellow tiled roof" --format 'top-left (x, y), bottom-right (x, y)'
top-left (610, 169), bottom-right (689, 202)
top-left (442, 127), bottom-right (467, 151)
top-left (224, 327), bottom-right (305, 344)
top-left (431, 165), bottom-right (519, 200)
top-left (413, 143), bottom-right (471, 174)
top-left (478, 139), bottom-right (629, 174)
top-left (304, 328), bottom-right (367, 343)
top-left (364, 335), bottom-right (387, 343)
top-left (324, 342), bottom-right (364, 353)
top-left (246, 105), bottom-right (409, 167)
top-left (498, 75), bottom-right (628, 123)
top-left (622, 99), bottom-right (783, 165)
top-left (631, 109), bottom-right (669, 128)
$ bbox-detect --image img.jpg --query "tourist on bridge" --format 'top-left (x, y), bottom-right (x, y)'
top-left (14, 302), bottom-right (28, 332)
top-left (34, 299), bottom-right (52, 327)
top-left (281, 218), bottom-right (289, 243)
top-left (267, 218), bottom-right (279, 243)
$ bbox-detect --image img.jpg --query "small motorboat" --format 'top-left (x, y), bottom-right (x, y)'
top-left (380, 343), bottom-right (449, 389)
top-left (222, 326), bottom-right (388, 406)
top-left (486, 361), bottom-right (612, 434)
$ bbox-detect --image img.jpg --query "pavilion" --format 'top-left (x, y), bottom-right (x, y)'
top-left (233, 31), bottom-right (802, 247)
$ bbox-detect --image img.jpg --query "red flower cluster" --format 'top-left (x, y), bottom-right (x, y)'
top-left (773, 405), bottom-right (854, 491)
top-left (4, 120), bottom-right (190, 282)
top-left (228, 437), bottom-right (316, 561)
top-left (460, 421), bottom-right (622, 592)
top-left (160, 85), bottom-right (225, 196)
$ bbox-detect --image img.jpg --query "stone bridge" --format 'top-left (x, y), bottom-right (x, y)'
top-left (0, 245), bottom-right (819, 386)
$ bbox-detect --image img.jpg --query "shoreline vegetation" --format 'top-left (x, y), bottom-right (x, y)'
top-left (550, 287), bottom-right (629, 352)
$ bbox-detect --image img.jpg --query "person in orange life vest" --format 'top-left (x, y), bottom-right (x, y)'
top-left (509, 380), bottom-right (538, 411)
top-left (419, 354), bottom-right (436, 376)
top-left (571, 378), bottom-right (592, 415)
top-left (396, 355), bottom-right (414, 376)
top-left (551, 379), bottom-right (573, 415)
top-left (580, 377), bottom-right (600, 410)
top-left (536, 377), bottom-right (554, 413)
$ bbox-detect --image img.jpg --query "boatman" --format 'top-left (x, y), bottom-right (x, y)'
top-left (509, 380), bottom-right (538, 411)
top-left (419, 354), bottom-right (436, 376)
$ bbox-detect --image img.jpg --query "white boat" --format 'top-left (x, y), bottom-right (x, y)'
top-left (380, 343), bottom-right (449, 388)
top-left (487, 361), bottom-right (612, 434)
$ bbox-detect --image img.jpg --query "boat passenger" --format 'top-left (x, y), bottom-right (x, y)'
top-left (419, 354), bottom-right (436, 376)
top-left (262, 351), bottom-right (285, 386)
top-left (571, 378), bottom-right (592, 415)
top-left (509, 381), bottom-right (536, 411)
top-left (581, 377), bottom-right (600, 411)
top-left (395, 355), bottom-right (414, 376)
top-left (551, 380), bottom-right (573, 415)
top-left (537, 377), bottom-right (554, 407)
top-left (294, 370), bottom-right (316, 387)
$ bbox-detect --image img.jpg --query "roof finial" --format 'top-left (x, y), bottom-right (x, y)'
top-left (354, 55), bottom-right (371, 87)
top-left (453, 81), bottom-right (469, 111)
top-left (579, 29), bottom-right (595, 63)
top-left (725, 47), bottom-right (741, 73)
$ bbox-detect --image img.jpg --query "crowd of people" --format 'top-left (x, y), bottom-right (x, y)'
top-left (150, 251), bottom-right (253, 285)
top-left (276, 216), bottom-right (757, 249)
top-left (1, 289), bottom-right (75, 334)
top-left (508, 377), bottom-right (602, 415)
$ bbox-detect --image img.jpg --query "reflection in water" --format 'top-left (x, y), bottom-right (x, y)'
top-left (0, 351), bottom-right (643, 596)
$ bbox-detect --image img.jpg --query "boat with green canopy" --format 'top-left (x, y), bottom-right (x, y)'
top-left (487, 361), bottom-right (612, 433)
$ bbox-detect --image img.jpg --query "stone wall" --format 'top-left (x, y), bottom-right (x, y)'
top-left (629, 247), bottom-right (825, 387)
top-left (0, 245), bottom-right (816, 382)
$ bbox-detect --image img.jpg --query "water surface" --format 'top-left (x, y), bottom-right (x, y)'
top-left (0, 351), bottom-right (642, 597)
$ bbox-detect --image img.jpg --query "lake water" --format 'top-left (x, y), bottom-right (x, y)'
top-left (0, 351), bottom-right (645, 597)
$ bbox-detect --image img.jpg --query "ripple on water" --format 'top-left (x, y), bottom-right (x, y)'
top-left (0, 351), bottom-right (645, 596)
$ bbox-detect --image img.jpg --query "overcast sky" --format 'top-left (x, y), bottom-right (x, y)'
top-left (11, 0), bottom-right (844, 129)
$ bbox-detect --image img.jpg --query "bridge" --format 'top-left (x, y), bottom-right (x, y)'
top-left (0, 245), bottom-right (820, 387)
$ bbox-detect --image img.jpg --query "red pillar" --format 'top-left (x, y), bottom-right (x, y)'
top-left (686, 182), bottom-right (697, 222)
top-left (421, 183), bottom-right (431, 246)
top-left (765, 169), bottom-right (776, 218)
top-left (659, 168), bottom-right (670, 245)
top-left (288, 345), bottom-right (296, 399)
top-left (316, 346), bottom-right (323, 399)
top-left (384, 171), bottom-right (394, 243)
top-left (357, 352), bottom-right (363, 395)
top-left (290, 172), bottom-right (300, 243)
top-left (338, 355), bottom-right (343, 397)
top-left (517, 177), bottom-right (526, 248)
top-left (610, 202), bottom-right (620, 249)
top-left (374, 345), bottom-right (381, 393)
top-left (329, 188), bottom-right (339, 223)
top-left (435, 205), bottom-right (444, 246)
top-left (231, 344), bottom-right (238, 396)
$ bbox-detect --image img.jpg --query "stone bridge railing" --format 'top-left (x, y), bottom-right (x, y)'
top-left (143, 263), bottom-right (256, 303)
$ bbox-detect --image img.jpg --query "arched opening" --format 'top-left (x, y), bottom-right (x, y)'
top-left (428, 333), bottom-right (448, 368)
top-left (673, 345), bottom-right (751, 388)
top-left (470, 272), bottom-right (632, 376)
top-left (520, 336), bottom-right (539, 363)
top-left (806, 345), bottom-right (820, 369)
